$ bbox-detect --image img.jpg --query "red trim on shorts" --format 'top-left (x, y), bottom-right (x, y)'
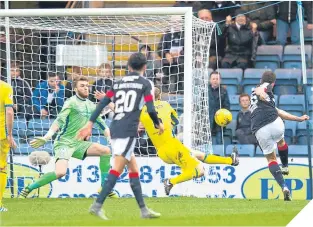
top-left (268, 161), bottom-right (278, 167)
top-left (278, 143), bottom-right (288, 151)
top-left (106, 90), bottom-right (114, 98)
top-left (144, 94), bottom-right (153, 102)
top-left (129, 172), bottom-right (139, 178)
top-left (109, 169), bottom-right (120, 177)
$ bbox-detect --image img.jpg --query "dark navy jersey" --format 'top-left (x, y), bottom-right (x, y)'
top-left (249, 82), bottom-right (278, 134)
top-left (108, 72), bottom-right (154, 139)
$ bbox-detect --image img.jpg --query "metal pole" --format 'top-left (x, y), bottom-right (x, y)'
top-left (298, 1), bottom-right (313, 200)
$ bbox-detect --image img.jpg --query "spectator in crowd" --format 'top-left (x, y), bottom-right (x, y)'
top-left (10, 61), bottom-right (32, 120)
top-left (198, 9), bottom-right (223, 70)
top-left (276, 1), bottom-right (312, 45)
top-left (90, 63), bottom-right (114, 102)
top-left (208, 71), bottom-right (230, 144)
top-left (221, 12), bottom-right (260, 70)
top-left (32, 73), bottom-right (65, 118)
top-left (173, 1), bottom-right (202, 12)
top-left (157, 15), bottom-right (184, 94)
top-left (201, 1), bottom-right (241, 24)
top-left (139, 45), bottom-right (162, 84)
top-left (241, 1), bottom-right (276, 44)
top-left (64, 66), bottom-right (82, 99)
top-left (235, 94), bottom-right (257, 144)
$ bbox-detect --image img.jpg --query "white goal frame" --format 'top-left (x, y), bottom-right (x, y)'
top-left (1, 7), bottom-right (193, 148)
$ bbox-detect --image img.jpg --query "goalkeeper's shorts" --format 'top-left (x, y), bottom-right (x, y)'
top-left (0, 139), bottom-right (10, 169)
top-left (54, 139), bottom-right (93, 161)
top-left (157, 138), bottom-right (200, 171)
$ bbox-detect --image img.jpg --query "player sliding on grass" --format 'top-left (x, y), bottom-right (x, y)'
top-left (20, 76), bottom-right (117, 198)
top-left (78, 53), bottom-right (162, 220)
top-left (250, 71), bottom-right (309, 201)
top-left (139, 87), bottom-right (239, 196)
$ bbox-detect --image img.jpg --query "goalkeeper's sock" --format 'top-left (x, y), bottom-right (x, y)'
top-left (203, 154), bottom-right (232, 165)
top-left (0, 169), bottom-right (7, 207)
top-left (96, 169), bottom-right (119, 204)
top-left (129, 172), bottom-right (146, 209)
top-left (27, 172), bottom-right (57, 191)
top-left (170, 169), bottom-right (195, 185)
top-left (99, 155), bottom-right (111, 185)
top-left (278, 143), bottom-right (289, 167)
top-left (268, 161), bottom-right (286, 189)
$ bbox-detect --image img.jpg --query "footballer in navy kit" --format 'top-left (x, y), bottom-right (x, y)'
top-left (78, 53), bottom-right (163, 220)
top-left (250, 71), bottom-right (309, 201)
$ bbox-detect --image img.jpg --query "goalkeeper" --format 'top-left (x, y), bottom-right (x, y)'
top-left (20, 76), bottom-right (117, 198)
top-left (139, 87), bottom-right (239, 195)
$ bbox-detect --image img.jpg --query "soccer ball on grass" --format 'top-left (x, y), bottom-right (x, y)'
top-left (214, 108), bottom-right (232, 127)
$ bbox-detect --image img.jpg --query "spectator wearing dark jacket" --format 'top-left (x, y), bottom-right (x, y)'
top-left (209, 71), bottom-right (230, 144)
top-left (276, 1), bottom-right (313, 45)
top-left (32, 73), bottom-right (65, 118)
top-left (139, 45), bottom-right (162, 84)
top-left (198, 9), bottom-right (224, 70)
top-left (90, 63), bottom-right (113, 103)
top-left (235, 94), bottom-right (257, 144)
top-left (64, 66), bottom-right (82, 99)
top-left (10, 61), bottom-right (32, 121)
top-left (240, 1), bottom-right (276, 43)
top-left (158, 17), bottom-right (184, 94)
top-left (221, 13), bottom-right (260, 70)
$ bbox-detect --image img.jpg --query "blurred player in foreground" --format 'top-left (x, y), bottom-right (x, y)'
top-left (139, 87), bottom-right (239, 195)
top-left (78, 53), bottom-right (162, 220)
top-left (0, 79), bottom-right (17, 212)
top-left (20, 76), bottom-right (117, 198)
top-left (250, 71), bottom-right (309, 201)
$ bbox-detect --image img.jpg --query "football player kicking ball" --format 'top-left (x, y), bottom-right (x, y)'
top-left (250, 71), bottom-right (309, 201)
top-left (20, 76), bottom-right (117, 198)
top-left (139, 87), bottom-right (239, 196)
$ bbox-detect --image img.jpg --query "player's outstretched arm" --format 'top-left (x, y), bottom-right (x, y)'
top-left (77, 92), bottom-right (112, 140)
top-left (276, 108), bottom-right (310, 122)
top-left (30, 123), bottom-right (59, 148)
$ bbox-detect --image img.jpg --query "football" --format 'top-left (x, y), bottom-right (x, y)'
top-left (214, 108), bottom-right (232, 127)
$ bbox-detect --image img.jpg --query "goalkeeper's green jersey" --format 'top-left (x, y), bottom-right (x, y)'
top-left (54, 95), bottom-right (107, 142)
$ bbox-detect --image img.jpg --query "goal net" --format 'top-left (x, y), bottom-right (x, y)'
top-left (1, 8), bottom-right (216, 198)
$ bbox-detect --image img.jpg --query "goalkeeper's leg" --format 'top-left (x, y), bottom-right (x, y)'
top-left (192, 149), bottom-right (239, 166)
top-left (0, 140), bottom-right (10, 211)
top-left (20, 159), bottom-right (68, 198)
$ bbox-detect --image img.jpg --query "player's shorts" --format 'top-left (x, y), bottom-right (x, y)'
top-left (0, 139), bottom-right (10, 169)
top-left (110, 137), bottom-right (136, 161)
top-left (255, 117), bottom-right (285, 155)
top-left (157, 138), bottom-right (200, 172)
top-left (54, 139), bottom-right (93, 161)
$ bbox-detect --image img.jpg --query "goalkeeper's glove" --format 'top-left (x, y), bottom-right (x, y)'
top-left (30, 137), bottom-right (48, 149)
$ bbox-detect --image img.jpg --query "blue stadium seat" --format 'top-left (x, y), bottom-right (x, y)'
top-left (242, 69), bottom-right (272, 94)
top-left (279, 95), bottom-right (305, 116)
top-left (255, 146), bottom-right (278, 156)
top-left (217, 69), bottom-right (243, 95)
top-left (229, 95), bottom-right (240, 111)
top-left (255, 45), bottom-right (283, 71)
top-left (90, 136), bottom-right (109, 146)
top-left (284, 120), bottom-right (297, 137)
top-left (288, 145), bottom-right (309, 156)
top-left (226, 144), bottom-right (255, 157)
top-left (28, 118), bottom-right (55, 137)
top-left (13, 118), bottom-right (27, 137)
top-left (212, 145), bottom-right (224, 156)
top-left (231, 111), bottom-right (239, 121)
top-left (282, 45), bottom-right (312, 69)
top-left (15, 143), bottom-right (34, 155)
top-left (273, 69), bottom-right (301, 95)
top-left (296, 121), bottom-right (313, 145)
top-left (308, 94), bottom-right (313, 119)
top-left (307, 69), bottom-right (313, 85)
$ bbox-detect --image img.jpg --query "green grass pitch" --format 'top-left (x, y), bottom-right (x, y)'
top-left (1, 198), bottom-right (308, 226)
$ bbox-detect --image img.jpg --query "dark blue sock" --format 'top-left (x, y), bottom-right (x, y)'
top-left (278, 143), bottom-right (289, 167)
top-left (269, 161), bottom-right (286, 189)
top-left (129, 172), bottom-right (146, 209)
top-left (96, 169), bottom-right (119, 204)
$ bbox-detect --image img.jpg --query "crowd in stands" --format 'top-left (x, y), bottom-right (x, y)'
top-left (2, 1), bottom-right (313, 156)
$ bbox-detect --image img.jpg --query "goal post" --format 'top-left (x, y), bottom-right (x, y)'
top-left (0, 7), bottom-right (216, 198)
